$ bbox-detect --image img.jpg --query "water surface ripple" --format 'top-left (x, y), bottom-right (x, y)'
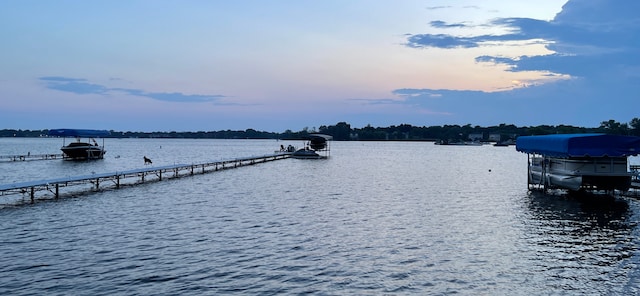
top-left (1, 139), bottom-right (640, 295)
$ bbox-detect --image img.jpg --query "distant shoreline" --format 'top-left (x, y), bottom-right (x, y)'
top-left (1, 119), bottom-right (637, 141)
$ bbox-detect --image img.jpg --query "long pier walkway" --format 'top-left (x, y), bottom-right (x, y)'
top-left (0, 153), bottom-right (64, 162)
top-left (0, 153), bottom-right (290, 204)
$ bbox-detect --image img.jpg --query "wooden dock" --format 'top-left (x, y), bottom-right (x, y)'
top-left (0, 153), bottom-right (64, 162)
top-left (0, 153), bottom-right (290, 204)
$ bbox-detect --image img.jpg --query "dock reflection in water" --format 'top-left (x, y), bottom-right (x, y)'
top-left (520, 191), bottom-right (637, 294)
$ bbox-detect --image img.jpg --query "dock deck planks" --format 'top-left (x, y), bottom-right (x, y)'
top-left (0, 153), bottom-right (64, 162)
top-left (0, 153), bottom-right (290, 204)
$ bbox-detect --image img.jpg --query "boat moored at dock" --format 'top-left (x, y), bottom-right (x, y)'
top-left (48, 129), bottom-right (110, 160)
top-left (291, 134), bottom-right (332, 159)
top-left (516, 133), bottom-right (640, 192)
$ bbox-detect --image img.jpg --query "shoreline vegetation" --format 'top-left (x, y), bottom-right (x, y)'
top-left (2, 119), bottom-right (639, 142)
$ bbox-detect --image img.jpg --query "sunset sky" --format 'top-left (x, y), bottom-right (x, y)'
top-left (2, 0), bottom-right (638, 132)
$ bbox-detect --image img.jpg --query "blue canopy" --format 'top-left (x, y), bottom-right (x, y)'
top-left (47, 129), bottom-right (111, 137)
top-left (516, 133), bottom-right (640, 157)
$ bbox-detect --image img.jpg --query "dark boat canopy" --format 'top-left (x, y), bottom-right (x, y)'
top-left (306, 134), bottom-right (332, 140)
top-left (48, 129), bottom-right (111, 138)
top-left (516, 133), bottom-right (640, 158)
top-left (307, 134), bottom-right (332, 151)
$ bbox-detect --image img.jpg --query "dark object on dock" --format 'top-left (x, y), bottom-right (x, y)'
top-left (48, 129), bottom-right (110, 160)
top-left (516, 133), bottom-right (640, 192)
top-left (144, 156), bottom-right (152, 164)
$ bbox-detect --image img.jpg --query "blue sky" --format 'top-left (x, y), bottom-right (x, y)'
top-left (1, 0), bottom-right (637, 132)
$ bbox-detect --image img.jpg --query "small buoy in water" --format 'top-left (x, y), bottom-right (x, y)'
top-left (488, 169), bottom-right (492, 172)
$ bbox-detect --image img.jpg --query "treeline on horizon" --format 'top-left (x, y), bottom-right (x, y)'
top-left (2, 118), bottom-right (639, 141)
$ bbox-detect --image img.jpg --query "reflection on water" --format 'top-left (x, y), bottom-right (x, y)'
top-left (1, 139), bottom-right (640, 294)
top-left (526, 190), bottom-right (631, 230)
top-left (522, 191), bottom-right (637, 294)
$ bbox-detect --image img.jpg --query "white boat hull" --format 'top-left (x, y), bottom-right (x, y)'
top-left (528, 156), bottom-right (633, 191)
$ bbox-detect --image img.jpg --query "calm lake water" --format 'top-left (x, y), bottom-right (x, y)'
top-left (1, 138), bottom-right (640, 295)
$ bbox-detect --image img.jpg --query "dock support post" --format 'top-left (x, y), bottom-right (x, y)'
top-left (95, 178), bottom-right (100, 190)
top-left (55, 184), bottom-right (59, 199)
top-left (541, 157), bottom-right (548, 193)
top-left (159, 171), bottom-right (162, 181)
top-left (30, 187), bottom-right (35, 204)
top-left (527, 154), bottom-right (532, 191)
top-left (116, 175), bottom-right (120, 189)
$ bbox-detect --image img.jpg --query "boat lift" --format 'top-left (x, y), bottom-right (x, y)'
top-left (48, 129), bottom-right (110, 160)
top-left (516, 134), bottom-right (640, 193)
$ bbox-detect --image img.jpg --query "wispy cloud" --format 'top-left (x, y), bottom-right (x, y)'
top-left (425, 6), bottom-right (452, 10)
top-left (39, 76), bottom-right (226, 103)
top-left (406, 34), bottom-right (483, 49)
top-left (40, 76), bottom-right (109, 94)
top-left (406, 18), bottom-right (551, 49)
top-left (348, 98), bottom-right (401, 106)
top-left (429, 20), bottom-right (468, 29)
top-left (392, 89), bottom-right (444, 98)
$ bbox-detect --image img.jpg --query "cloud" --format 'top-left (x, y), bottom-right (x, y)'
top-left (40, 77), bottom-right (226, 103)
top-left (143, 92), bottom-right (224, 103)
top-left (393, 0), bottom-right (640, 127)
top-left (40, 76), bottom-right (87, 82)
top-left (406, 34), bottom-right (481, 49)
top-left (406, 0), bottom-right (640, 78)
top-left (111, 88), bottom-right (225, 103)
top-left (426, 6), bottom-right (452, 10)
top-left (475, 55), bottom-right (517, 66)
top-left (406, 18), bottom-right (552, 49)
top-left (39, 76), bottom-right (109, 94)
top-left (392, 89), bottom-right (444, 98)
top-left (429, 20), bottom-right (468, 29)
top-left (388, 84), bottom-right (586, 125)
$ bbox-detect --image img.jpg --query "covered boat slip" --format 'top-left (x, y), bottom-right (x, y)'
top-left (47, 129), bottom-right (111, 138)
top-left (48, 128), bottom-right (110, 160)
top-left (291, 134), bottom-right (332, 159)
top-left (516, 134), bottom-right (640, 192)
